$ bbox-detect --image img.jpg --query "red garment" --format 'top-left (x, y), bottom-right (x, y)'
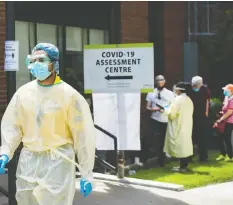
top-left (216, 121), bottom-right (226, 133)
top-left (222, 96), bottom-right (233, 123)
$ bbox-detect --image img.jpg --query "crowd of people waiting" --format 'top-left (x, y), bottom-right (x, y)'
top-left (142, 75), bottom-right (233, 173)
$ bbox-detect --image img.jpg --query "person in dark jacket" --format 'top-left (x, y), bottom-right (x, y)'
top-left (190, 76), bottom-right (210, 162)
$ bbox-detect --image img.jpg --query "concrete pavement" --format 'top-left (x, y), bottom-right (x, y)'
top-left (0, 179), bottom-right (189, 205)
top-left (1, 177), bottom-right (233, 205)
top-left (152, 181), bottom-right (233, 205)
top-left (74, 180), bottom-right (189, 205)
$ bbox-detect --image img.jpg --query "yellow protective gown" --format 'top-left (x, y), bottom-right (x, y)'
top-left (0, 76), bottom-right (96, 205)
top-left (164, 93), bottom-right (194, 158)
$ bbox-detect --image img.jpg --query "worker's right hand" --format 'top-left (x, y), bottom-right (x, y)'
top-left (80, 179), bottom-right (93, 198)
top-left (0, 155), bottom-right (9, 175)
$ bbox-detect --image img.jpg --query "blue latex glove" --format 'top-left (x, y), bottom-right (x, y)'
top-left (80, 179), bottom-right (92, 198)
top-left (0, 155), bottom-right (9, 175)
top-left (164, 105), bottom-right (169, 114)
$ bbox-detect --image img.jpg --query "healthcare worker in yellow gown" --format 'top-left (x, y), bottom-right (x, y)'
top-left (0, 43), bottom-right (96, 205)
top-left (164, 82), bottom-right (194, 173)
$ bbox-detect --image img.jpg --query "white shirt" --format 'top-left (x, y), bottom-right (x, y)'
top-left (146, 88), bottom-right (175, 123)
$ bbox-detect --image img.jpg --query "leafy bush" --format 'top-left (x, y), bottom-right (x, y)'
top-left (209, 98), bottom-right (223, 122)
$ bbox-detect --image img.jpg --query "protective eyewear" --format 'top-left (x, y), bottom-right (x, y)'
top-left (25, 54), bottom-right (51, 69)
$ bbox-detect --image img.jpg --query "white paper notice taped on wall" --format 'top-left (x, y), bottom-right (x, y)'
top-left (4, 41), bottom-right (19, 71)
top-left (93, 93), bottom-right (141, 150)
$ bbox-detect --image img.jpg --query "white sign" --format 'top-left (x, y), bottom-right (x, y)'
top-left (93, 93), bottom-right (141, 150)
top-left (4, 41), bottom-right (19, 71)
top-left (84, 43), bottom-right (154, 93)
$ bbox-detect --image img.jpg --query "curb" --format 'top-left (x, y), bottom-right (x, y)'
top-left (77, 172), bottom-right (184, 192)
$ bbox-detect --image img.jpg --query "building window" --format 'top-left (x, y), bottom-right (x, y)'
top-left (37, 23), bottom-right (57, 46)
top-left (15, 21), bottom-right (34, 90)
top-left (64, 27), bottom-right (109, 95)
top-left (90, 29), bottom-right (109, 44)
top-left (187, 2), bottom-right (218, 41)
top-left (89, 29), bottom-right (105, 44)
top-left (66, 27), bottom-right (82, 51)
top-left (15, 21), bottom-right (109, 92)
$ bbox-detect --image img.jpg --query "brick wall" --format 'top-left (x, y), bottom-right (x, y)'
top-left (120, 1), bottom-right (148, 43)
top-left (163, 2), bottom-right (185, 88)
top-left (0, 2), bottom-right (7, 119)
top-left (120, 1), bottom-right (149, 145)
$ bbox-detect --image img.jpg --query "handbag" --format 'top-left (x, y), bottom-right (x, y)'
top-left (216, 111), bottom-right (226, 133)
top-left (216, 120), bottom-right (226, 133)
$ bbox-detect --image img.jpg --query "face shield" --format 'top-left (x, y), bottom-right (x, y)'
top-left (25, 54), bottom-right (51, 70)
top-left (174, 86), bottom-right (186, 96)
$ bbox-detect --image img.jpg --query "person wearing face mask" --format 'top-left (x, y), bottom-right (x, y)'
top-left (164, 82), bottom-right (194, 173)
top-left (213, 84), bottom-right (233, 162)
top-left (142, 75), bottom-right (174, 166)
top-left (190, 76), bottom-right (210, 162)
top-left (0, 43), bottom-right (96, 205)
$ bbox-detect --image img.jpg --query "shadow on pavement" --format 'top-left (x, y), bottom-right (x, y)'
top-left (0, 195), bottom-right (8, 205)
top-left (74, 180), bottom-right (191, 205)
top-left (0, 178), bottom-right (191, 205)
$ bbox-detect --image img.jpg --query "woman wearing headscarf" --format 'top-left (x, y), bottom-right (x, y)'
top-left (164, 82), bottom-right (194, 172)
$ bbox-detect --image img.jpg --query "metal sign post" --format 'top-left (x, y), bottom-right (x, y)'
top-left (117, 150), bottom-right (125, 178)
top-left (116, 93), bottom-right (125, 178)
top-left (84, 43), bottom-right (154, 179)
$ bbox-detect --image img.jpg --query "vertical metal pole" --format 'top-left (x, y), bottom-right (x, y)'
top-left (188, 1), bottom-right (191, 42)
top-left (117, 150), bottom-right (124, 178)
top-left (207, 1), bottom-right (210, 33)
top-left (6, 2), bottom-right (17, 205)
top-left (116, 93), bottom-right (125, 178)
top-left (194, 2), bottom-right (198, 40)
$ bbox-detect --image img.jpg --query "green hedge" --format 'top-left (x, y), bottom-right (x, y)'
top-left (209, 98), bottom-right (222, 122)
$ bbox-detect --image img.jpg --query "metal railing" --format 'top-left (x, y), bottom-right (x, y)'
top-left (0, 184), bottom-right (8, 198)
top-left (94, 124), bottom-right (118, 173)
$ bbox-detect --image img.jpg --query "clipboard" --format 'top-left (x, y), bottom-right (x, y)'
top-left (156, 103), bottom-right (165, 110)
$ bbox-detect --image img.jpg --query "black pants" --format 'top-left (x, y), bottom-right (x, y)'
top-left (141, 118), bottom-right (167, 165)
top-left (192, 116), bottom-right (208, 161)
top-left (218, 123), bottom-right (233, 158)
top-left (180, 157), bottom-right (189, 169)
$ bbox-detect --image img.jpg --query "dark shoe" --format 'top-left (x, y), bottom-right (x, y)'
top-left (172, 167), bottom-right (187, 173)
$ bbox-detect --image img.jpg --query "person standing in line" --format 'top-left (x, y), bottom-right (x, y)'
top-left (190, 76), bottom-right (210, 162)
top-left (164, 82), bottom-right (194, 172)
top-left (214, 84), bottom-right (233, 162)
top-left (142, 75), bottom-right (174, 166)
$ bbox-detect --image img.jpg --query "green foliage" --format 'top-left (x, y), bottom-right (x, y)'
top-left (209, 98), bottom-right (222, 122)
top-left (131, 151), bottom-right (233, 189)
top-left (210, 98), bottom-right (222, 109)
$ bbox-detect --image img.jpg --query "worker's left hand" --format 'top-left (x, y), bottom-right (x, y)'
top-left (0, 155), bottom-right (9, 175)
top-left (80, 179), bottom-right (93, 198)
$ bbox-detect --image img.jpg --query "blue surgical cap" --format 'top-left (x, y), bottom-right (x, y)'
top-left (32, 43), bottom-right (60, 74)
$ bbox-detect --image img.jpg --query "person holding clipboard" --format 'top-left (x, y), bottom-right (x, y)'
top-left (143, 75), bottom-right (174, 166)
